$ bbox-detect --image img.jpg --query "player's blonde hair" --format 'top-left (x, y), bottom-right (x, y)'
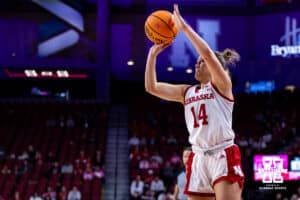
top-left (214, 48), bottom-right (240, 70)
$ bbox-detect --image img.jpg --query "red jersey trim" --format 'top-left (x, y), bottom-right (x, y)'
top-left (210, 81), bottom-right (234, 102)
top-left (182, 85), bottom-right (194, 105)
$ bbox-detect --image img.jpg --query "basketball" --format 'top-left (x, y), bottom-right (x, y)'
top-left (144, 10), bottom-right (178, 44)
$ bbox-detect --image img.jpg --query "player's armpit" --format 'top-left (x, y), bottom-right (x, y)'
top-left (146, 83), bottom-right (190, 104)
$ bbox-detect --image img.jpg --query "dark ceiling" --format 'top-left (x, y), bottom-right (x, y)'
top-left (2, 0), bottom-right (300, 15)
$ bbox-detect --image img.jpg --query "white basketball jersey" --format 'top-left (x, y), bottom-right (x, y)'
top-left (184, 82), bottom-right (235, 148)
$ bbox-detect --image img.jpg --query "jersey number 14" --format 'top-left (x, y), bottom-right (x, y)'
top-left (191, 104), bottom-right (208, 128)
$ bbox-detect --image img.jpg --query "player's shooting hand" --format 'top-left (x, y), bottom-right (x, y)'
top-left (149, 42), bottom-right (172, 56)
top-left (173, 4), bottom-right (187, 31)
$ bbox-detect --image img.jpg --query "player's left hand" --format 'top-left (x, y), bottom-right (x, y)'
top-left (173, 4), bottom-right (187, 31)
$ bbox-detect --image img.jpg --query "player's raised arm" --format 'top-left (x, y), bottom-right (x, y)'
top-left (145, 43), bottom-right (190, 104)
top-left (173, 4), bottom-right (232, 98)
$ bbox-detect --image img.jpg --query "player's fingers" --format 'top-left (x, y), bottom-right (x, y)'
top-left (154, 43), bottom-right (166, 51)
top-left (151, 44), bottom-right (161, 51)
top-left (172, 15), bottom-right (178, 27)
top-left (173, 11), bottom-right (176, 20)
top-left (174, 4), bottom-right (178, 13)
top-left (162, 42), bottom-right (172, 49)
top-left (174, 4), bottom-right (181, 17)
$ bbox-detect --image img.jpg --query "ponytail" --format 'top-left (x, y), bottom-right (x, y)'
top-left (214, 48), bottom-right (240, 69)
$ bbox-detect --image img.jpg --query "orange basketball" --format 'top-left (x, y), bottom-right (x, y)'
top-left (144, 10), bottom-right (178, 44)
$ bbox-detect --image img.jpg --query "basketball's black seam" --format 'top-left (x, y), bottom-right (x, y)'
top-left (151, 14), bottom-right (176, 37)
top-left (146, 22), bottom-right (173, 39)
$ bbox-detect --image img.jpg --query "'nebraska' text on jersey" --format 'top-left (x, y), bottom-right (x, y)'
top-left (184, 82), bottom-right (235, 148)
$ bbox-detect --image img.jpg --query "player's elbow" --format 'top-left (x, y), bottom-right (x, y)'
top-left (145, 87), bottom-right (155, 96)
top-left (145, 84), bottom-right (159, 96)
top-left (145, 83), bottom-right (155, 94)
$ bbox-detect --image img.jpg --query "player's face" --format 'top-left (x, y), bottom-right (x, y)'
top-left (194, 56), bottom-right (211, 82)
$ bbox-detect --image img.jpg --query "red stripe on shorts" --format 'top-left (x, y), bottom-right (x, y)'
top-left (184, 152), bottom-right (194, 194)
top-left (212, 145), bottom-right (245, 188)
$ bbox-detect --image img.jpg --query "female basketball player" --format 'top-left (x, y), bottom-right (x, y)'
top-left (144, 4), bottom-right (244, 200)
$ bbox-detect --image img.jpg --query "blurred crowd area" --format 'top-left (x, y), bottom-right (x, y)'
top-left (0, 88), bottom-right (298, 200)
top-left (0, 102), bottom-right (108, 200)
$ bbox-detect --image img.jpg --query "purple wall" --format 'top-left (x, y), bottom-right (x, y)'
top-left (0, 13), bottom-right (97, 68)
top-left (0, 17), bottom-right (39, 60)
top-left (1, 9), bottom-right (300, 91)
top-left (109, 12), bottom-right (300, 91)
top-left (111, 0), bottom-right (246, 6)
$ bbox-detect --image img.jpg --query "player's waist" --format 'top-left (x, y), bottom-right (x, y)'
top-left (192, 139), bottom-right (234, 155)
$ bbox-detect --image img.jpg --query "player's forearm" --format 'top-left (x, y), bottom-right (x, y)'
top-left (145, 53), bottom-right (158, 93)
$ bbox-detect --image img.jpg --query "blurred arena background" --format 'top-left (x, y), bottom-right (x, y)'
top-left (0, 0), bottom-right (299, 200)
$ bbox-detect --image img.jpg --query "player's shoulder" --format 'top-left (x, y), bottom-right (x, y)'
top-left (183, 84), bottom-right (197, 96)
top-left (210, 81), bottom-right (234, 102)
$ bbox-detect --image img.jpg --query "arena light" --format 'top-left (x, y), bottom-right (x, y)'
top-left (4, 68), bottom-right (88, 79)
top-left (127, 60), bottom-right (135, 66)
top-left (56, 70), bottom-right (69, 77)
top-left (24, 69), bottom-right (38, 77)
top-left (167, 66), bottom-right (173, 72)
top-left (41, 71), bottom-right (53, 77)
top-left (186, 68), bottom-right (193, 74)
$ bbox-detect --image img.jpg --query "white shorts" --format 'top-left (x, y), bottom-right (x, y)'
top-left (184, 144), bottom-right (244, 197)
